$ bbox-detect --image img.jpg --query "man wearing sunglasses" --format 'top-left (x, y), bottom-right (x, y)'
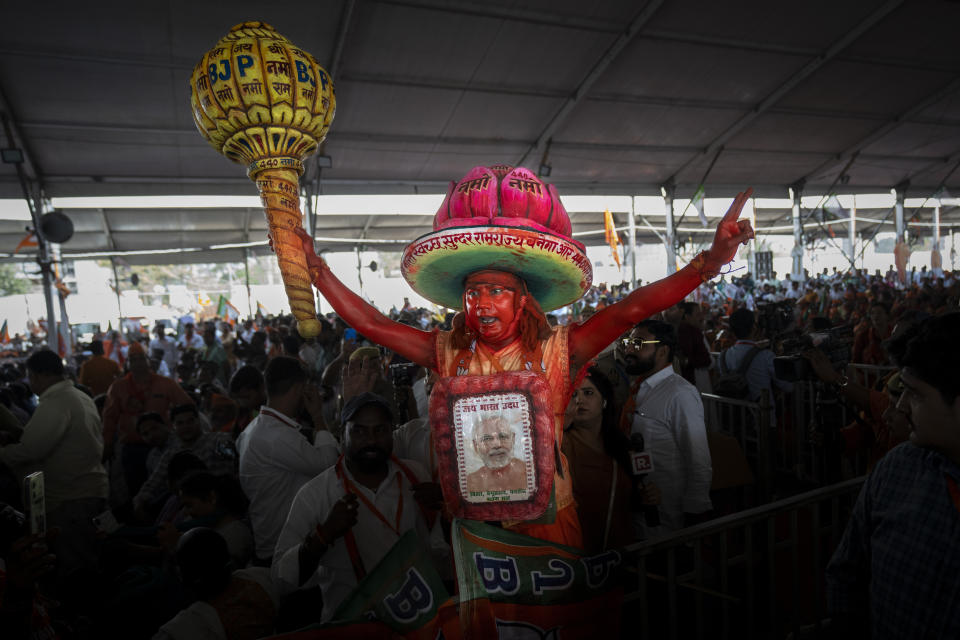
top-left (621, 320), bottom-right (713, 537)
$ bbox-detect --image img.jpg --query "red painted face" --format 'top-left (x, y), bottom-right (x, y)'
top-left (464, 271), bottom-right (523, 348)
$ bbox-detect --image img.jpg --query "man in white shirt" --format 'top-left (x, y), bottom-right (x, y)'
top-left (149, 323), bottom-right (179, 378)
top-left (0, 350), bottom-right (108, 592)
top-left (240, 319), bottom-right (256, 344)
top-left (176, 322), bottom-right (204, 351)
top-left (622, 321), bottom-right (713, 538)
top-left (783, 281), bottom-right (801, 300)
top-left (237, 356), bottom-right (339, 565)
top-left (272, 392), bottom-right (447, 621)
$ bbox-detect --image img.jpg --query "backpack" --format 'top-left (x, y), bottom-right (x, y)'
top-left (714, 346), bottom-right (761, 399)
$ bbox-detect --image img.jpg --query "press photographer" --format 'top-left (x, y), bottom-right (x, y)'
top-left (797, 327), bottom-right (914, 470)
top-left (717, 308), bottom-right (794, 405)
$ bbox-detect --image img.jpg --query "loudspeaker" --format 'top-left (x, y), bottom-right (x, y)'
top-left (39, 211), bottom-right (74, 244)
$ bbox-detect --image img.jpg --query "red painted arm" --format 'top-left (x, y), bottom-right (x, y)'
top-left (296, 231), bottom-right (436, 370)
top-left (569, 189), bottom-right (754, 371)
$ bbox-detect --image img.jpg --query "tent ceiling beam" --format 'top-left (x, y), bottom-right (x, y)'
top-left (515, 0), bottom-right (664, 167)
top-left (800, 76), bottom-right (960, 187)
top-left (327, 0), bottom-right (356, 80)
top-left (21, 120), bottom-right (958, 164)
top-left (641, 28), bottom-right (958, 73)
top-left (905, 148), bottom-right (960, 187)
top-left (0, 84), bottom-right (42, 184)
top-left (375, 0), bottom-right (624, 33)
top-left (665, 0), bottom-right (905, 184)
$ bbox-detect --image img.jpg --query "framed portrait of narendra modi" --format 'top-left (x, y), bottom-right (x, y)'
top-left (429, 370), bottom-right (555, 521)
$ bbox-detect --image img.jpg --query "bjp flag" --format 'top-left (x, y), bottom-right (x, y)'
top-left (452, 518), bottom-right (624, 640)
top-left (267, 530), bottom-right (456, 640)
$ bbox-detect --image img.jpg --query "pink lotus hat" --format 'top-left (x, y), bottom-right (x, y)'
top-left (401, 164), bottom-right (592, 311)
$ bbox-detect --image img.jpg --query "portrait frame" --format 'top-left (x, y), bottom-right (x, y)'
top-left (430, 370), bottom-right (555, 521)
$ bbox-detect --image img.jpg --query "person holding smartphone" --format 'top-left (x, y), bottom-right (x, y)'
top-left (0, 350), bottom-right (108, 597)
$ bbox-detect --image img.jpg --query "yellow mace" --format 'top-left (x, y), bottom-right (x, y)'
top-left (189, 21), bottom-right (336, 338)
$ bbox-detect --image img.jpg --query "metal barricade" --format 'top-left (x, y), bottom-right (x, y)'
top-left (792, 373), bottom-right (885, 486)
top-left (623, 477), bottom-right (865, 640)
top-left (701, 392), bottom-right (772, 502)
top-left (846, 363), bottom-right (897, 391)
top-left (790, 380), bottom-right (834, 487)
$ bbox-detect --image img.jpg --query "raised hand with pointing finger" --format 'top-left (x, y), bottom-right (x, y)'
top-left (706, 188), bottom-right (756, 267)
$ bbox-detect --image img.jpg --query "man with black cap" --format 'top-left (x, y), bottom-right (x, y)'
top-left (271, 391), bottom-right (448, 621)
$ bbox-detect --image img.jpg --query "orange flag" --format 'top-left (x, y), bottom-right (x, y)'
top-left (14, 232), bottom-right (38, 253)
top-left (603, 209), bottom-right (622, 269)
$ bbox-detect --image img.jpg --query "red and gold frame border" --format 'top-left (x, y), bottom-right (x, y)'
top-left (429, 370), bottom-right (556, 522)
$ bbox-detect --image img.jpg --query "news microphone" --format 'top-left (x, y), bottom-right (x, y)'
top-left (629, 433), bottom-right (660, 527)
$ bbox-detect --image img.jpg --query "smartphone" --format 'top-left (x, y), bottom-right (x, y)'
top-left (23, 472), bottom-right (45, 536)
top-left (344, 328), bottom-right (357, 342)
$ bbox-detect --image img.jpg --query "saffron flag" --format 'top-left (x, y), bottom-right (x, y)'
top-left (256, 301), bottom-right (269, 316)
top-left (13, 232), bottom-right (38, 254)
top-left (691, 184), bottom-right (708, 228)
top-left (216, 295), bottom-right (241, 323)
top-left (603, 209), bottom-right (622, 270)
top-left (452, 518), bottom-right (624, 640)
top-left (0, 320), bottom-right (9, 344)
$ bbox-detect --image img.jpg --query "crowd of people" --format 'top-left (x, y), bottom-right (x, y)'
top-left (0, 262), bottom-right (958, 638)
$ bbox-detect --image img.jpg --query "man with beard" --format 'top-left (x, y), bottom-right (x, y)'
top-left (272, 392), bottom-right (446, 621)
top-left (621, 320), bottom-right (712, 537)
top-left (465, 415), bottom-right (527, 494)
top-left (237, 357), bottom-right (337, 566)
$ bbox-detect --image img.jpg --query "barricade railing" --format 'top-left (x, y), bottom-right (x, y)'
top-left (622, 476), bottom-right (865, 640)
top-left (791, 380), bottom-right (833, 486)
top-left (703, 356), bottom-right (894, 488)
top-left (791, 376), bottom-right (879, 486)
top-left (845, 363), bottom-right (897, 391)
top-left (701, 392), bottom-right (773, 502)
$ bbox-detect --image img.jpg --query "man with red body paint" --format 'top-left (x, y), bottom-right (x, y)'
top-left (291, 173), bottom-right (753, 547)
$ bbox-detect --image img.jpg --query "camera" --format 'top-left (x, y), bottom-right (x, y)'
top-left (755, 300), bottom-right (795, 336)
top-left (389, 362), bottom-right (419, 388)
top-left (773, 326), bottom-right (853, 382)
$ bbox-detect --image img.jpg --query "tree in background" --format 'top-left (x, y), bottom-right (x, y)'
top-left (0, 263), bottom-right (31, 296)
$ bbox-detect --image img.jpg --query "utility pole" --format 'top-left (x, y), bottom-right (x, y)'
top-left (661, 179), bottom-right (677, 274)
top-left (790, 182), bottom-right (804, 281)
